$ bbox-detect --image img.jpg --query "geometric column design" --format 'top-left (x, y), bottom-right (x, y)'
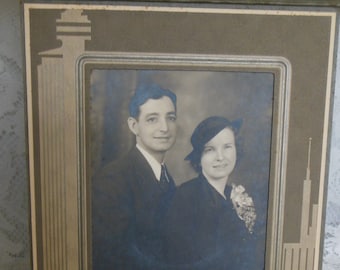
top-left (37, 57), bottom-right (67, 270)
top-left (36, 9), bottom-right (90, 270)
top-left (282, 138), bottom-right (319, 270)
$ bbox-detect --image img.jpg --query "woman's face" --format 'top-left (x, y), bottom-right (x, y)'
top-left (200, 127), bottom-right (236, 181)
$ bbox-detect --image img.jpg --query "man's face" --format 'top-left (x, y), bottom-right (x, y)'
top-left (128, 96), bottom-right (177, 160)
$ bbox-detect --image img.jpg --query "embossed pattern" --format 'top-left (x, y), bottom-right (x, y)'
top-left (0, 1), bottom-right (339, 269)
top-left (322, 31), bottom-right (340, 269)
top-left (0, 1), bottom-right (31, 269)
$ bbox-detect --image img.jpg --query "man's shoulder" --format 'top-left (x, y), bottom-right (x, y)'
top-left (93, 149), bottom-right (131, 182)
top-left (94, 147), bottom-right (152, 186)
top-left (100, 147), bottom-right (143, 172)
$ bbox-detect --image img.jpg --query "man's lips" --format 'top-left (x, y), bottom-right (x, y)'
top-left (154, 136), bottom-right (171, 140)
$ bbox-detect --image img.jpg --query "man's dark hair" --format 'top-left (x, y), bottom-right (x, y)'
top-left (129, 83), bottom-right (177, 118)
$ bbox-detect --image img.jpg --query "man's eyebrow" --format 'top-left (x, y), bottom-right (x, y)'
top-left (143, 111), bottom-right (176, 118)
top-left (144, 112), bottom-right (159, 118)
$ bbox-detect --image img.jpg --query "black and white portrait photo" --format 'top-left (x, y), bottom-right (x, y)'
top-left (90, 69), bottom-right (274, 269)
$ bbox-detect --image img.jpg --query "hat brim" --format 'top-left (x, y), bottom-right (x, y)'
top-left (184, 118), bottom-right (242, 162)
top-left (184, 150), bottom-right (197, 161)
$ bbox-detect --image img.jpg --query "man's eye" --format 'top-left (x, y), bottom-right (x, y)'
top-left (147, 117), bottom-right (157, 123)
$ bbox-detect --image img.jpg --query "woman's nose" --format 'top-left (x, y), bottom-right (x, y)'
top-left (216, 149), bottom-right (224, 160)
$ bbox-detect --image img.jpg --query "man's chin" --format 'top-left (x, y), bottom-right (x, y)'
top-left (155, 146), bottom-right (172, 152)
top-left (154, 142), bottom-right (174, 152)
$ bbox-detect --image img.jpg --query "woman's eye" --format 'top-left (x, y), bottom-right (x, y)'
top-left (168, 115), bottom-right (177, 122)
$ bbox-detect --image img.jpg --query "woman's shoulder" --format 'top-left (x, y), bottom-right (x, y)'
top-left (177, 176), bottom-right (205, 193)
top-left (179, 176), bottom-right (201, 187)
top-left (171, 176), bottom-right (203, 202)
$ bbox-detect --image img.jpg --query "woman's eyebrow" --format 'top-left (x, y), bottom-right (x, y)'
top-left (204, 145), bottom-right (213, 148)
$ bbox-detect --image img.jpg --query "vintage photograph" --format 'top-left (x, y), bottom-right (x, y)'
top-left (23, 2), bottom-right (336, 269)
top-left (89, 69), bottom-right (274, 269)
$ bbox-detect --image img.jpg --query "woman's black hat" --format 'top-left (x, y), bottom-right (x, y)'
top-left (185, 116), bottom-right (242, 163)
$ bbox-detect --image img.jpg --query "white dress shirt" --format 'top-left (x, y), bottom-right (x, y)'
top-left (136, 144), bottom-right (164, 181)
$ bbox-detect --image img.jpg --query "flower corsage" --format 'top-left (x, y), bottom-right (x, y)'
top-left (230, 184), bottom-right (256, 233)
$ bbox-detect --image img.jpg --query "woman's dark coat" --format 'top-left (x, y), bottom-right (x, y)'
top-left (163, 174), bottom-right (255, 270)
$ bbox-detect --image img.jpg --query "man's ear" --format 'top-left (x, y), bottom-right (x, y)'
top-left (127, 117), bottom-right (139, 136)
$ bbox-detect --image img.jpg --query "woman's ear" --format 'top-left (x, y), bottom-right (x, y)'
top-left (127, 117), bottom-right (139, 136)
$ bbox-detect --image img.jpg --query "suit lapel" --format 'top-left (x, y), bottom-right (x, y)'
top-left (130, 147), bottom-right (163, 195)
top-left (130, 147), bottom-right (175, 192)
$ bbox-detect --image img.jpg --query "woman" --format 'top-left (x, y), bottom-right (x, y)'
top-left (163, 116), bottom-right (256, 270)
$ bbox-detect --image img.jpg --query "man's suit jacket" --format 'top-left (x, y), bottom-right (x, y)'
top-left (92, 147), bottom-right (176, 270)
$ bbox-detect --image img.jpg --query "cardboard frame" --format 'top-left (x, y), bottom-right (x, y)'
top-left (23, 2), bottom-right (337, 269)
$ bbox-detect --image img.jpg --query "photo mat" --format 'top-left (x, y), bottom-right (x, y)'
top-left (23, 2), bottom-right (336, 269)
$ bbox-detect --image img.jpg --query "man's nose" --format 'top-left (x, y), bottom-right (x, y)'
top-left (159, 117), bottom-right (169, 131)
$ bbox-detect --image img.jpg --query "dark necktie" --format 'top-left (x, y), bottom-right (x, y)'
top-left (160, 164), bottom-right (170, 184)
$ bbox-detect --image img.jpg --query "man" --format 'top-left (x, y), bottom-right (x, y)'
top-left (92, 83), bottom-right (177, 270)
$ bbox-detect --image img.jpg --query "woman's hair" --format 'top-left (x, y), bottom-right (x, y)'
top-left (185, 116), bottom-right (243, 173)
